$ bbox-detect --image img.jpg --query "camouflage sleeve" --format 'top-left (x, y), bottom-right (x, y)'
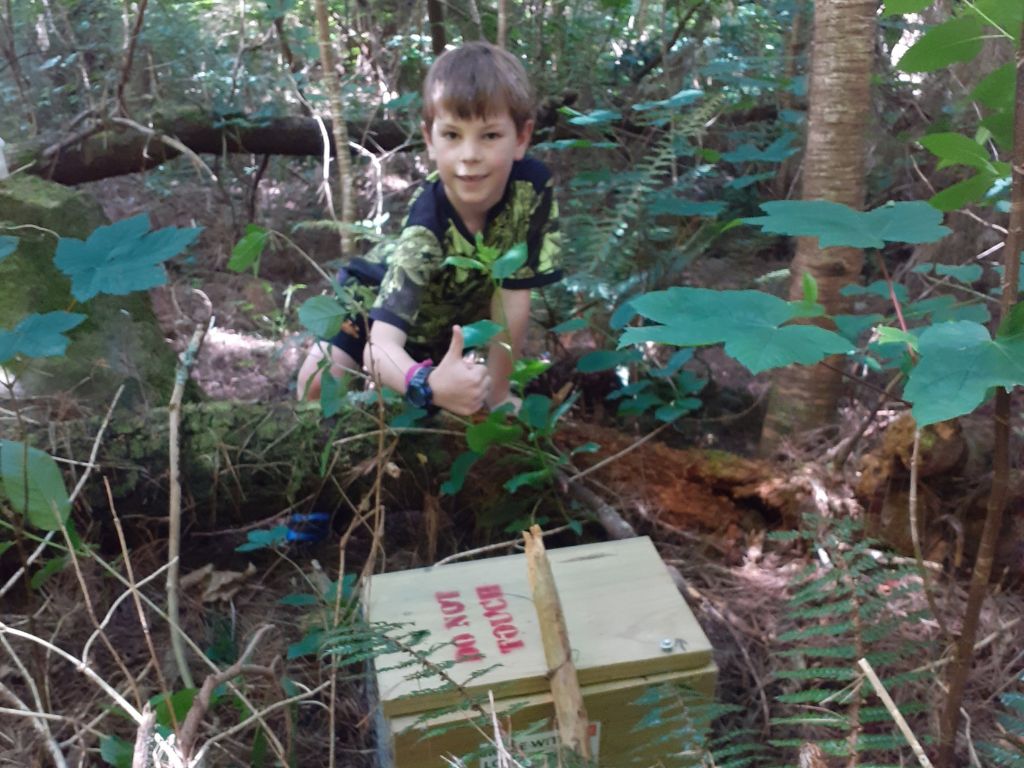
top-left (369, 225), bottom-right (443, 332)
top-left (501, 180), bottom-right (563, 290)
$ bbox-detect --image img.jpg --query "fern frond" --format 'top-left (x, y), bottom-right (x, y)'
top-left (788, 599), bottom-right (856, 620)
top-left (777, 620), bottom-right (854, 643)
top-left (777, 644), bottom-right (858, 660)
top-left (775, 666), bottom-right (858, 682)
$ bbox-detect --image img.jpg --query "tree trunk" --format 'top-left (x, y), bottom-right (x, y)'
top-left (759, 0), bottom-right (876, 452)
top-left (426, 0), bottom-right (446, 55)
top-left (314, 0), bottom-right (355, 254)
top-left (13, 114), bottom-right (410, 185)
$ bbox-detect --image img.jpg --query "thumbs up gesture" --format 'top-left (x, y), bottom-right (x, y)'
top-left (429, 325), bottom-right (491, 416)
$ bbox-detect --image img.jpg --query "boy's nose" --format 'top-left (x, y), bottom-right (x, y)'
top-left (460, 140), bottom-right (482, 162)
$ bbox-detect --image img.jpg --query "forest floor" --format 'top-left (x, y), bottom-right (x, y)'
top-left (5, 166), bottom-right (1017, 766)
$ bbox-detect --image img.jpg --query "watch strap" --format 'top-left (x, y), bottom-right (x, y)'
top-left (404, 358), bottom-right (435, 388)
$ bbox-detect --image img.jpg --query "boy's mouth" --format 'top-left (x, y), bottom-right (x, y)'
top-left (457, 174), bottom-right (487, 183)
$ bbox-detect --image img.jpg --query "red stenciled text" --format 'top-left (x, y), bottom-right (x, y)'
top-left (435, 591), bottom-right (482, 662)
top-left (476, 584), bottom-right (525, 655)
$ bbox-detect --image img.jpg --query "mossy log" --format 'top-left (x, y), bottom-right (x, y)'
top-left (0, 402), bottom-right (391, 527)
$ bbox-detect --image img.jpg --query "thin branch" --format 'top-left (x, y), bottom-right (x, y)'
top-left (857, 658), bottom-right (934, 768)
top-left (0, 681), bottom-right (67, 768)
top-left (116, 0), bottom-right (149, 115)
top-left (167, 306), bottom-right (214, 690)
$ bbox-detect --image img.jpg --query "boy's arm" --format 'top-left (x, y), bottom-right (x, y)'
top-left (487, 288), bottom-right (531, 410)
top-left (367, 321), bottom-right (491, 416)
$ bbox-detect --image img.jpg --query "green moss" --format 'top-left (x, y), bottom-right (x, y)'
top-left (0, 176), bottom-right (178, 406)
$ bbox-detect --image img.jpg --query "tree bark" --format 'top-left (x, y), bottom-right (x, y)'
top-left (314, 0), bottom-right (355, 254)
top-left (426, 0), bottom-right (446, 55)
top-left (14, 114), bottom-right (410, 185)
top-left (759, 0), bottom-right (876, 452)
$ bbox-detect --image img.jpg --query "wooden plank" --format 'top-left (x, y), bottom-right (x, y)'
top-left (524, 525), bottom-right (591, 759)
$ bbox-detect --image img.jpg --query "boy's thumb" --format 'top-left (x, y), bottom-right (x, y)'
top-left (444, 325), bottom-right (464, 362)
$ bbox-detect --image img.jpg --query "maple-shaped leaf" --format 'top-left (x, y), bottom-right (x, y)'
top-left (743, 200), bottom-right (950, 249)
top-left (53, 213), bottom-right (202, 301)
top-left (0, 311), bottom-right (86, 363)
top-left (904, 314), bottom-right (1024, 426)
top-left (620, 287), bottom-right (852, 374)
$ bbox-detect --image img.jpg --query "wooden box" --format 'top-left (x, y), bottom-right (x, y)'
top-left (366, 536), bottom-right (717, 767)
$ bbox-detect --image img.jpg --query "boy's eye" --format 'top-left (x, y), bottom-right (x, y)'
top-left (484, 132), bottom-right (501, 140)
top-left (441, 131), bottom-right (458, 140)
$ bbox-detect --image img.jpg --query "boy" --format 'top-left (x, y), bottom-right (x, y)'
top-left (297, 41), bottom-right (562, 415)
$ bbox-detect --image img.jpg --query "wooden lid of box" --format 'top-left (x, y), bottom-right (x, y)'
top-left (366, 536), bottom-right (713, 717)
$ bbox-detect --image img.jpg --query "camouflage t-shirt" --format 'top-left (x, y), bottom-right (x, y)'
top-left (360, 156), bottom-right (562, 361)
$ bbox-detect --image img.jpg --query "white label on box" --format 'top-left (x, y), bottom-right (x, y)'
top-left (478, 721), bottom-right (601, 767)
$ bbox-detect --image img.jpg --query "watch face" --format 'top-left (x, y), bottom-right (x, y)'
top-left (406, 367), bottom-right (434, 409)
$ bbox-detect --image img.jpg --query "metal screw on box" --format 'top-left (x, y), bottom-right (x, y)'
top-left (660, 638), bottom-right (674, 652)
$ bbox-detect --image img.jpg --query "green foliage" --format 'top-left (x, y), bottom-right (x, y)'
top-left (297, 295), bottom-right (346, 339)
top-left (0, 312), bottom-right (86, 364)
top-left (979, 674), bottom-right (1024, 766)
top-left (903, 313), bottom-right (1024, 425)
top-left (0, 440), bottom-right (71, 531)
top-left (53, 214), bottom-right (201, 301)
top-left (620, 287), bottom-right (852, 374)
top-left (228, 224), bottom-right (270, 274)
top-left (742, 200), bottom-right (951, 249)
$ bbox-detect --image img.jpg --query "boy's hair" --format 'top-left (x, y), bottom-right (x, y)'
top-left (422, 42), bottom-right (535, 132)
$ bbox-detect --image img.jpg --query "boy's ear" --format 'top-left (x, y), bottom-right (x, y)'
top-left (421, 121), bottom-right (436, 160)
top-left (514, 119), bottom-right (534, 160)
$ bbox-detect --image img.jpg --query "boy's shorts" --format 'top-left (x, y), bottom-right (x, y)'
top-left (326, 258), bottom-right (386, 367)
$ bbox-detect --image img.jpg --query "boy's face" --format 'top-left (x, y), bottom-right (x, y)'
top-left (422, 107), bottom-right (533, 232)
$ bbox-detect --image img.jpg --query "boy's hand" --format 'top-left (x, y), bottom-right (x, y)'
top-left (430, 325), bottom-right (491, 416)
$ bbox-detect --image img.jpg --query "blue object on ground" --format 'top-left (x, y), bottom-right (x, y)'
top-left (286, 511), bottom-right (330, 543)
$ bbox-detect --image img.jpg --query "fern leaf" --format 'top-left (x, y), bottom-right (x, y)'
top-left (778, 644), bottom-right (858, 660)
top-left (775, 666), bottom-right (857, 682)
top-left (777, 620), bottom-right (854, 643)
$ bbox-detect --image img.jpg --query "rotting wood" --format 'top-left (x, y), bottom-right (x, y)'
top-left (523, 525), bottom-right (592, 761)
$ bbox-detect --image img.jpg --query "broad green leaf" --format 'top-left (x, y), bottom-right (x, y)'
top-left (100, 735), bottom-right (134, 768)
top-left (461, 319), bottom-right (503, 349)
top-left (632, 89), bottom-right (702, 112)
top-left (441, 451), bottom-right (480, 495)
top-left (466, 418), bottom-right (522, 454)
top-left (743, 200), bottom-right (950, 248)
top-left (568, 108), bottom-right (621, 126)
top-left (54, 214), bottom-right (202, 300)
top-left (896, 15), bottom-right (984, 73)
top-left (874, 327), bottom-right (919, 350)
top-left (982, 110), bottom-right (1015, 150)
top-left (972, 62), bottom-right (1015, 112)
top-left (571, 442), bottom-right (600, 455)
top-left (655, 399), bottom-right (701, 422)
top-left (227, 225), bottom-right (268, 273)
top-left (509, 358), bottom-right (551, 389)
top-left (727, 172), bottom-right (775, 189)
top-left (790, 273), bottom-right (824, 317)
top-left (550, 317), bottom-right (588, 333)
top-left (29, 555), bottom-right (67, 590)
top-left (504, 468), bottom-right (552, 493)
top-left (650, 349), bottom-right (694, 378)
top-left (577, 348), bottom-right (640, 372)
top-left (443, 255), bottom-right (487, 272)
top-left (0, 235), bottom-right (17, 262)
top-left (621, 288), bottom-right (853, 374)
top-left (0, 311), bottom-right (86, 363)
top-left (919, 132), bottom-right (993, 172)
top-left (841, 279), bottom-right (908, 303)
top-left (929, 172), bottom-right (999, 212)
top-left (319, 370), bottom-right (343, 418)
top-left (298, 296), bottom-right (345, 338)
top-left (150, 688), bottom-right (198, 728)
top-left (721, 133), bottom-right (797, 164)
top-left (0, 441), bottom-right (71, 531)
top-left (912, 262), bottom-right (983, 284)
top-left (969, 0), bottom-right (1024, 39)
top-left (287, 630), bottom-right (323, 659)
top-left (518, 394), bottom-right (552, 431)
top-left (492, 243), bottom-right (528, 280)
top-left (648, 196), bottom-right (727, 218)
top-left (609, 300), bottom-right (637, 330)
top-left (884, 0), bottom-right (934, 15)
top-left (278, 593), bottom-right (319, 606)
top-left (235, 525), bottom-right (289, 552)
top-left (903, 320), bottom-right (1024, 425)
top-left (834, 313), bottom-right (884, 342)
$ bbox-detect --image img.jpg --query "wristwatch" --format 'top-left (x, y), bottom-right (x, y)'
top-left (405, 365), bottom-right (439, 415)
